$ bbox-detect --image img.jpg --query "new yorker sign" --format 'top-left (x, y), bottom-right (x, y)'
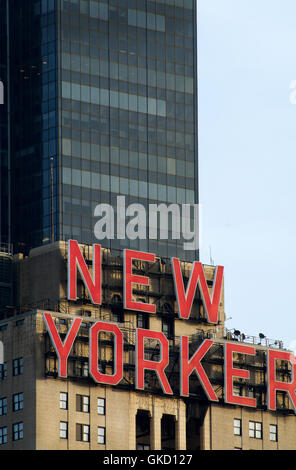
top-left (43, 240), bottom-right (296, 413)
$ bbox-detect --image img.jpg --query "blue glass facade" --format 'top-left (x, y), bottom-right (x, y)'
top-left (0, 0), bottom-right (9, 247)
top-left (9, 0), bottom-right (59, 251)
top-left (2, 0), bottom-right (198, 261)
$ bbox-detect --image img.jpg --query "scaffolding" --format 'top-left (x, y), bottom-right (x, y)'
top-left (60, 247), bottom-right (209, 323)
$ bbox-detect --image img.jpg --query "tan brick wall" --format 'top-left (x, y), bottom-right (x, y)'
top-left (203, 404), bottom-right (296, 450)
top-left (35, 376), bottom-right (186, 450)
top-left (0, 315), bottom-right (36, 449)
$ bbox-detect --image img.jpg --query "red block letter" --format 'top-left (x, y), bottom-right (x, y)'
top-left (171, 258), bottom-right (223, 323)
top-left (181, 337), bottom-right (218, 400)
top-left (89, 321), bottom-right (123, 385)
top-left (268, 349), bottom-right (296, 412)
top-left (43, 312), bottom-right (82, 378)
top-left (136, 329), bottom-right (173, 394)
top-left (68, 239), bottom-right (101, 305)
top-left (224, 342), bottom-right (256, 407)
top-left (124, 249), bottom-right (156, 313)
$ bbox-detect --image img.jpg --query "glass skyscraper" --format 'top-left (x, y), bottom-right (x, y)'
top-left (1, 0), bottom-right (198, 261)
top-left (0, 0), bottom-right (9, 248)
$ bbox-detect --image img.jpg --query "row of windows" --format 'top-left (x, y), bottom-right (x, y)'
top-left (62, 170), bottom-right (195, 204)
top-left (0, 358), bottom-right (23, 380)
top-left (56, 313), bottom-right (172, 338)
top-left (61, 41), bottom-right (194, 79)
top-left (0, 423), bottom-right (23, 445)
top-left (60, 421), bottom-right (105, 444)
top-left (61, 0), bottom-right (195, 16)
top-left (61, 191), bottom-right (195, 220)
top-left (63, 237), bottom-right (193, 264)
top-left (61, 17), bottom-right (193, 48)
top-left (61, 2), bottom-right (193, 31)
top-left (60, 393), bottom-right (105, 415)
top-left (61, 55), bottom-right (194, 94)
top-left (61, 92), bottom-right (194, 125)
top-left (1, 418), bottom-right (287, 448)
top-left (61, 99), bottom-right (194, 128)
top-left (84, 34), bottom-right (194, 66)
top-left (106, 311), bottom-right (173, 338)
top-left (61, 110), bottom-right (195, 150)
top-left (62, 64), bottom-right (194, 96)
top-left (34, 0), bottom-right (55, 15)
top-left (61, 26), bottom-right (194, 56)
top-left (61, 119), bottom-right (195, 151)
top-left (234, 419), bottom-right (278, 442)
top-left (61, 18), bottom-right (193, 52)
top-left (61, 226), bottom-right (192, 259)
top-left (0, 394), bottom-right (23, 415)
top-left (62, 81), bottom-right (167, 117)
top-left (61, 149), bottom-right (194, 180)
top-left (62, 0), bottom-right (108, 21)
top-left (128, 9), bottom-right (165, 32)
top-left (62, 142), bottom-right (194, 172)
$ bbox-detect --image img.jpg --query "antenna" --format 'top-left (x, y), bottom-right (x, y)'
top-left (209, 245), bottom-right (214, 266)
top-left (50, 156), bottom-right (54, 243)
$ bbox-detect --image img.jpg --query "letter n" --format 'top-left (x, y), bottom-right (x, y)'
top-left (68, 239), bottom-right (101, 305)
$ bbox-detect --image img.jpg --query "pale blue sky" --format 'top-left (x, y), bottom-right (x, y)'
top-left (197, 0), bottom-right (296, 348)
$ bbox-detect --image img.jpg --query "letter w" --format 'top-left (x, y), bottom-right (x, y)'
top-left (171, 258), bottom-right (223, 323)
top-left (68, 239), bottom-right (101, 305)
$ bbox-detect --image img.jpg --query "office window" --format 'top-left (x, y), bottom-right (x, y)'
top-left (0, 398), bottom-right (7, 416)
top-left (0, 363), bottom-right (7, 380)
top-left (234, 419), bottom-right (242, 436)
top-left (97, 398), bottom-right (105, 415)
top-left (137, 313), bottom-right (149, 329)
top-left (233, 385), bottom-right (242, 397)
top-left (97, 426), bottom-right (105, 445)
top-left (0, 426), bottom-right (7, 445)
top-left (137, 444), bottom-right (150, 450)
top-left (162, 318), bottom-right (174, 339)
top-left (13, 422), bottom-right (23, 441)
top-left (76, 424), bottom-right (90, 442)
top-left (111, 311), bottom-right (124, 323)
top-left (13, 393), bottom-right (23, 412)
top-left (82, 425), bottom-right (90, 442)
top-left (82, 361), bottom-right (89, 377)
top-left (270, 424), bottom-right (278, 442)
top-left (76, 395), bottom-right (90, 413)
top-left (249, 421), bottom-right (262, 439)
top-left (60, 392), bottom-right (68, 410)
top-left (60, 421), bottom-right (68, 439)
top-left (82, 396), bottom-right (90, 413)
top-left (13, 358), bottom-right (23, 376)
top-left (247, 387), bottom-right (255, 398)
top-left (76, 360), bottom-right (89, 377)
